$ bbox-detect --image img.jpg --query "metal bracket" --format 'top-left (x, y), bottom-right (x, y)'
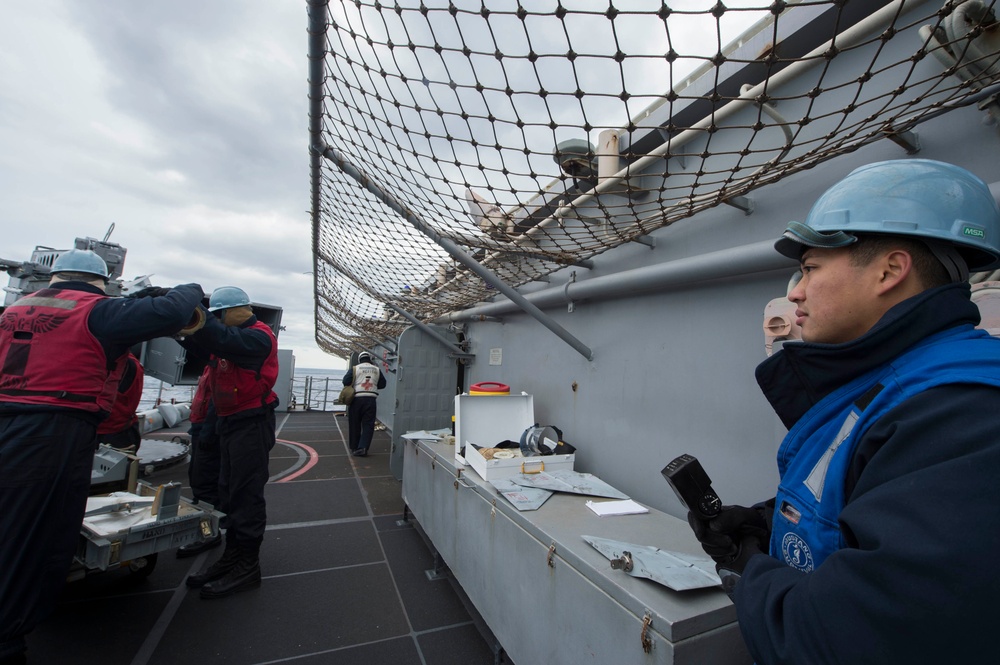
top-left (631, 234), bottom-right (656, 249)
top-left (883, 128), bottom-right (920, 154)
top-left (565, 272), bottom-right (577, 313)
top-left (396, 504), bottom-right (411, 527)
top-left (425, 552), bottom-right (449, 581)
top-left (723, 195), bottom-right (755, 215)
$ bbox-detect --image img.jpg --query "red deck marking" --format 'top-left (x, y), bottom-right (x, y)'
top-left (275, 438), bottom-right (320, 482)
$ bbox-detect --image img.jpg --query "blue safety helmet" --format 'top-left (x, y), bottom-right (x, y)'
top-left (775, 159), bottom-right (1000, 272)
top-left (208, 286), bottom-right (251, 312)
top-left (50, 249), bottom-right (109, 280)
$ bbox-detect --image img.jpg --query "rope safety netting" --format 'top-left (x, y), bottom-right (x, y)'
top-left (310, 0), bottom-right (1000, 358)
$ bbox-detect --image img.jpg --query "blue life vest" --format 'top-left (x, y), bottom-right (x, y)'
top-left (770, 324), bottom-right (1000, 571)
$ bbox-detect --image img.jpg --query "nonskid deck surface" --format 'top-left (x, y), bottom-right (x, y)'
top-left (27, 411), bottom-right (495, 665)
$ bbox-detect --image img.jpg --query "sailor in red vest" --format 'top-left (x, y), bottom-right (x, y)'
top-left (176, 363), bottom-right (222, 557)
top-left (96, 351), bottom-right (144, 452)
top-left (0, 249), bottom-right (204, 665)
top-left (179, 286), bottom-right (278, 599)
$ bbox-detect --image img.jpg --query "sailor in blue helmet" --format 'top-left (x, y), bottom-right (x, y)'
top-left (686, 159), bottom-right (1000, 664)
top-left (0, 249), bottom-right (204, 665)
top-left (342, 350), bottom-right (386, 457)
top-left (178, 286), bottom-right (279, 599)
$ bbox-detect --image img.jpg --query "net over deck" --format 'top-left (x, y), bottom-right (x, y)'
top-left (308, 0), bottom-right (1000, 358)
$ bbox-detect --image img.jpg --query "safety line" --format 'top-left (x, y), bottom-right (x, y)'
top-left (271, 438), bottom-right (320, 483)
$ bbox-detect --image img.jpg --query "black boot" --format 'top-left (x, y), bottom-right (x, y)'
top-left (199, 550), bottom-right (261, 599)
top-left (185, 541), bottom-right (240, 588)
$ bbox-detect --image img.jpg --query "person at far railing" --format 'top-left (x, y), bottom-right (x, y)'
top-left (685, 160), bottom-right (1000, 664)
top-left (0, 250), bottom-right (204, 665)
top-left (342, 351), bottom-right (385, 457)
top-left (96, 351), bottom-right (144, 453)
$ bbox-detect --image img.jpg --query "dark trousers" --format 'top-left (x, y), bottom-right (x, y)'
top-left (217, 410), bottom-right (276, 552)
top-left (347, 395), bottom-right (377, 452)
top-left (0, 412), bottom-right (96, 660)
top-left (188, 421), bottom-right (221, 508)
top-left (96, 421), bottom-right (141, 450)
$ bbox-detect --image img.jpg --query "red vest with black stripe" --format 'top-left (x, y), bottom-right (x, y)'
top-left (0, 289), bottom-right (121, 414)
top-left (209, 320), bottom-right (278, 416)
top-left (189, 364), bottom-right (213, 424)
top-left (98, 354), bottom-right (144, 433)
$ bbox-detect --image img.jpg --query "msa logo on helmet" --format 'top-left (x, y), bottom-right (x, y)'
top-left (963, 226), bottom-right (986, 240)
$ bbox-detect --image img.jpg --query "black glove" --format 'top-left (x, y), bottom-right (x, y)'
top-left (688, 504), bottom-right (770, 561)
top-left (688, 503), bottom-right (771, 601)
top-left (127, 286), bottom-right (172, 299)
top-left (716, 531), bottom-right (766, 600)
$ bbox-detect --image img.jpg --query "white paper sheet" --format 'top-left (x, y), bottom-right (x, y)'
top-left (585, 499), bottom-right (649, 517)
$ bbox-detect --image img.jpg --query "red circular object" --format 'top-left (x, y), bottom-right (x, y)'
top-left (470, 381), bottom-right (510, 393)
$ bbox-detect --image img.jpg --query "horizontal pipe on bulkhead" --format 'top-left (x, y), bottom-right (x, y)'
top-left (434, 240), bottom-right (797, 323)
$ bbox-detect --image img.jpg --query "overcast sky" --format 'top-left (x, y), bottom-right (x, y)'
top-left (1, 0), bottom-right (345, 370)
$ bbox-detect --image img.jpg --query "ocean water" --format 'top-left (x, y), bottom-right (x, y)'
top-left (138, 367), bottom-right (347, 413)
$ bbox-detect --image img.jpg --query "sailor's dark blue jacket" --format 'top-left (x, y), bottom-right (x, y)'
top-left (739, 283), bottom-right (1000, 664)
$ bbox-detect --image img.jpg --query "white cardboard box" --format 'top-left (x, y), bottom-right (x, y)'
top-left (455, 393), bottom-right (575, 481)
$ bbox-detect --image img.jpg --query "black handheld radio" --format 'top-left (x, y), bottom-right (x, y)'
top-left (661, 454), bottom-right (723, 519)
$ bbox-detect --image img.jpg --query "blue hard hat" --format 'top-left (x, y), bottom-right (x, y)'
top-left (51, 249), bottom-right (109, 279)
top-left (775, 159), bottom-right (1000, 271)
top-left (208, 286), bottom-right (251, 312)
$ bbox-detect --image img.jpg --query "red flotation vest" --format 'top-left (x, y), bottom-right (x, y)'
top-left (189, 364), bottom-right (213, 424)
top-left (98, 354), bottom-right (144, 434)
top-left (209, 320), bottom-right (279, 416)
top-left (0, 289), bottom-right (120, 414)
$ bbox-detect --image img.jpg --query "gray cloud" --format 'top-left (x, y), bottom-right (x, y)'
top-left (1, 0), bottom-right (342, 370)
